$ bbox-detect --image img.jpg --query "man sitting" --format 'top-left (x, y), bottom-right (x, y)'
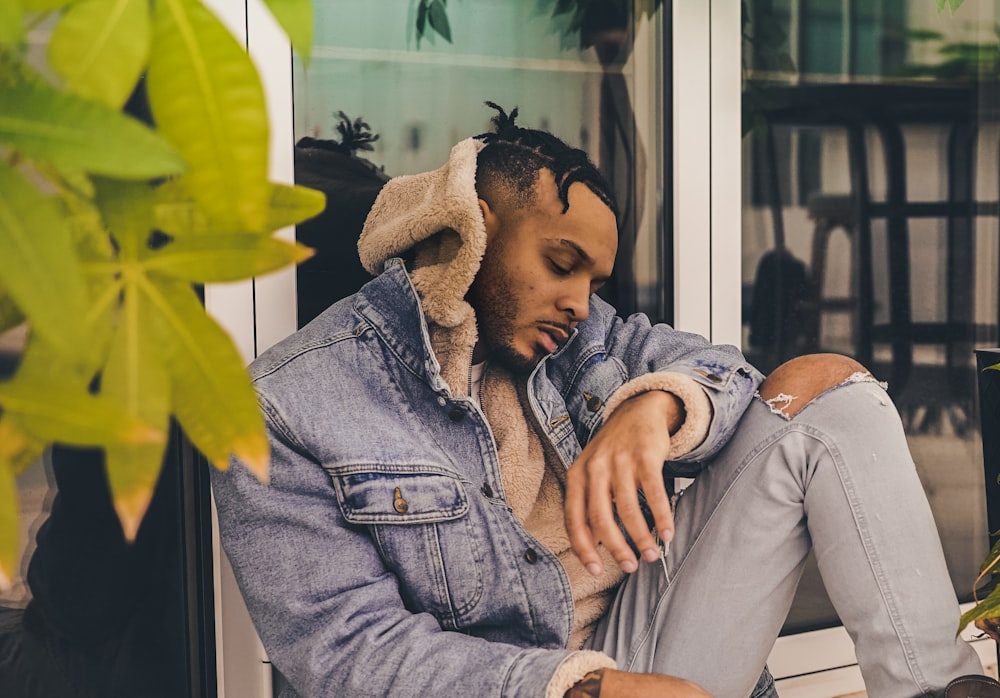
top-left (211, 102), bottom-right (989, 697)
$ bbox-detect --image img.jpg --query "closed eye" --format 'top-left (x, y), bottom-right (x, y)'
top-left (549, 259), bottom-right (572, 276)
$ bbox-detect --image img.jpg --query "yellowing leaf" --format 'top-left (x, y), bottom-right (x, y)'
top-left (102, 286), bottom-right (170, 540)
top-left (143, 277), bottom-right (267, 478)
top-left (48, 0), bottom-right (151, 108)
top-left (0, 162), bottom-right (89, 355)
top-left (266, 182), bottom-right (326, 230)
top-left (0, 457), bottom-right (17, 592)
top-left (144, 234), bottom-right (313, 282)
top-left (0, 82), bottom-right (186, 178)
top-left (960, 584), bottom-right (1000, 634)
top-left (262, 0), bottom-right (313, 64)
top-left (147, 0), bottom-right (269, 232)
top-left (0, 419), bottom-right (45, 476)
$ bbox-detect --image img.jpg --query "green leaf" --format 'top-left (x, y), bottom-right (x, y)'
top-left (0, 370), bottom-right (162, 447)
top-left (48, 0), bottom-right (151, 108)
top-left (0, 0), bottom-right (25, 48)
top-left (0, 287), bottom-right (25, 335)
top-left (23, 0), bottom-right (74, 10)
top-left (906, 28), bottom-right (945, 42)
top-left (427, 0), bottom-right (451, 43)
top-left (143, 234), bottom-right (313, 283)
top-left (938, 0), bottom-right (964, 11)
top-left (262, 0), bottom-right (313, 64)
top-left (959, 584), bottom-right (1000, 633)
top-left (0, 457), bottom-right (17, 592)
top-left (153, 178), bottom-right (212, 236)
top-left (0, 81), bottom-right (186, 178)
top-left (102, 285), bottom-right (170, 540)
top-left (147, 0), bottom-right (270, 232)
top-left (416, 0), bottom-right (427, 39)
top-left (94, 177), bottom-right (157, 254)
top-left (266, 182), bottom-right (326, 230)
top-left (154, 180), bottom-right (325, 236)
top-left (0, 162), bottom-right (89, 355)
top-left (144, 277), bottom-right (267, 477)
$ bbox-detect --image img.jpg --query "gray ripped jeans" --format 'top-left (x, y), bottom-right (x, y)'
top-left (586, 362), bottom-right (981, 697)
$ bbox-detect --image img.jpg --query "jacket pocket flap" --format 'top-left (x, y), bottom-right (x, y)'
top-left (327, 464), bottom-right (470, 524)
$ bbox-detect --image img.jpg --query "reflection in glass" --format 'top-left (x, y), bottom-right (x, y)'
top-left (291, 0), bottom-right (667, 328)
top-left (742, 0), bottom-right (1000, 632)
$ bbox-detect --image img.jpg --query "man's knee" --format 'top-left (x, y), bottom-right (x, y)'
top-left (758, 353), bottom-right (871, 418)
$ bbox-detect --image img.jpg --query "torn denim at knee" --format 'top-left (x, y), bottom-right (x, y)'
top-left (755, 371), bottom-right (889, 420)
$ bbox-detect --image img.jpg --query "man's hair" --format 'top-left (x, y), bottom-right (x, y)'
top-left (474, 101), bottom-right (618, 218)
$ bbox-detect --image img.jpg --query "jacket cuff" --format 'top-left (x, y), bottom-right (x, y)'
top-left (603, 372), bottom-right (712, 458)
top-left (545, 651), bottom-right (618, 698)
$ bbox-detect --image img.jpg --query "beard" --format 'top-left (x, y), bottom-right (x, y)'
top-left (468, 257), bottom-right (539, 376)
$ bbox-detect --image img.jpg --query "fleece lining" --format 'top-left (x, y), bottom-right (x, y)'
top-left (358, 136), bottom-right (717, 696)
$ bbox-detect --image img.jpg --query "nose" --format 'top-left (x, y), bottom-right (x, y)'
top-left (558, 278), bottom-right (591, 323)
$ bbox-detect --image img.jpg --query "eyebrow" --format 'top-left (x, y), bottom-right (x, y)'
top-left (543, 238), bottom-right (611, 284)
top-left (544, 238), bottom-right (594, 265)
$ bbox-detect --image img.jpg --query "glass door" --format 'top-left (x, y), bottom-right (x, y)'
top-left (223, 2), bottom-right (673, 695)
top-left (738, 0), bottom-right (1000, 688)
top-left (290, 0), bottom-right (670, 330)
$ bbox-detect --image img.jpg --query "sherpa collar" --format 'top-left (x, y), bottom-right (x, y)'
top-left (358, 137), bottom-right (487, 330)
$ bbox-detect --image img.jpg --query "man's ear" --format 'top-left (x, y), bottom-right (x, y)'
top-left (478, 199), bottom-right (500, 242)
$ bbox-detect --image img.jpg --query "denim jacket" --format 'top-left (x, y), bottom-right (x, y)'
top-left (211, 259), bottom-right (761, 698)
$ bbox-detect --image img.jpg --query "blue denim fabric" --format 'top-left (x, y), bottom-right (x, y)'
top-left (210, 260), bottom-right (761, 697)
top-left (585, 381), bottom-right (981, 697)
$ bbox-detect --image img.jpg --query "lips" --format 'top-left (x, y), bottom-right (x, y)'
top-left (537, 324), bottom-right (570, 354)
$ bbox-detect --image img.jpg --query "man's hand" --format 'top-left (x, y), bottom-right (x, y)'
top-left (565, 668), bottom-right (714, 698)
top-left (564, 390), bottom-right (683, 575)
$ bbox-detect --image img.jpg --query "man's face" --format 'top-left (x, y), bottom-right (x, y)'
top-left (468, 171), bottom-right (618, 374)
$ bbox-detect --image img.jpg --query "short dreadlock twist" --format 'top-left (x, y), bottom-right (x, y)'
top-left (474, 101), bottom-right (618, 218)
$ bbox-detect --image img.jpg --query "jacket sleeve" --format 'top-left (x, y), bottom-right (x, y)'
top-left (587, 297), bottom-right (763, 464)
top-left (211, 402), bottom-right (601, 698)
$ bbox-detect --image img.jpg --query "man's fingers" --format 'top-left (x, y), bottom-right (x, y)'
top-left (565, 465), bottom-right (602, 575)
top-left (584, 462), bottom-right (632, 572)
top-left (638, 470), bottom-right (674, 545)
top-left (609, 481), bottom-right (653, 568)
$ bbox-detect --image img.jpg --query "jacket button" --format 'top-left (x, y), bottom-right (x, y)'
top-left (584, 393), bottom-right (603, 412)
top-left (448, 407), bottom-right (464, 422)
top-left (524, 548), bottom-right (538, 564)
top-left (393, 487), bottom-right (408, 514)
top-left (481, 483), bottom-right (493, 498)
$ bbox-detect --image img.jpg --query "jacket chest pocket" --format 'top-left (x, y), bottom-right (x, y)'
top-left (327, 464), bottom-right (483, 628)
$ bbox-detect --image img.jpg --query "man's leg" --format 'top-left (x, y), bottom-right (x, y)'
top-left (587, 354), bottom-right (981, 697)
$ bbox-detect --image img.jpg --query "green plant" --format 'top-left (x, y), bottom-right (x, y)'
top-left (898, 26), bottom-right (1000, 81)
top-left (960, 360), bottom-right (1000, 634)
top-left (0, 0), bottom-right (324, 587)
top-left (413, 0), bottom-right (664, 48)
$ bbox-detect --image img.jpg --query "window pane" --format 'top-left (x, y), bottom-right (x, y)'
top-left (292, 0), bottom-right (668, 328)
top-left (742, 0), bottom-right (1000, 633)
